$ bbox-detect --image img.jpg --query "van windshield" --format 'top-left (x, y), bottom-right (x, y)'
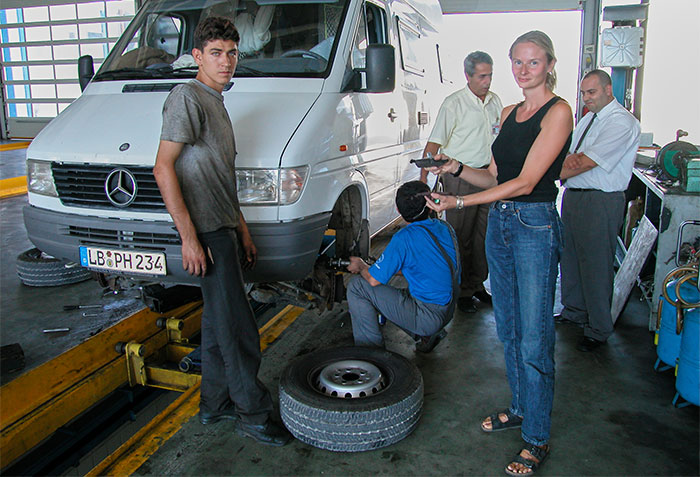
top-left (95, 0), bottom-right (350, 80)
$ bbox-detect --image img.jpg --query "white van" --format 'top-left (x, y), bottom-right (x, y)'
top-left (24, 0), bottom-right (448, 294)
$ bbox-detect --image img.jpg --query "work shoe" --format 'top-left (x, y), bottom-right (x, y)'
top-left (199, 407), bottom-right (241, 425)
top-left (554, 314), bottom-right (584, 328)
top-left (458, 296), bottom-right (477, 313)
top-left (473, 290), bottom-right (492, 305)
top-left (415, 329), bottom-right (447, 353)
top-left (577, 336), bottom-right (605, 352)
top-left (235, 419), bottom-right (292, 446)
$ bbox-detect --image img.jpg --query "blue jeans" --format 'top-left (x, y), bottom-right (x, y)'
top-left (486, 201), bottom-right (562, 446)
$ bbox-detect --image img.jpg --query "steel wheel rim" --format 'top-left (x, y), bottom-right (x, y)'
top-left (314, 359), bottom-right (386, 399)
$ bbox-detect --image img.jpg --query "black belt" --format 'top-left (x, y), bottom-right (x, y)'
top-left (567, 188), bottom-right (623, 194)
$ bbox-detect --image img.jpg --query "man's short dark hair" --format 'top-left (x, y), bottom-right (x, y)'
top-left (583, 69), bottom-right (612, 88)
top-left (396, 181), bottom-right (431, 223)
top-left (464, 51), bottom-right (493, 77)
top-left (194, 16), bottom-right (240, 50)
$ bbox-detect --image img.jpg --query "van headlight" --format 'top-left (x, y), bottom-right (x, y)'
top-left (236, 166), bottom-right (308, 205)
top-left (27, 159), bottom-right (58, 197)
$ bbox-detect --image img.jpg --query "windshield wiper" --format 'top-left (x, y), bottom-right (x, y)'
top-left (95, 64), bottom-right (268, 81)
top-left (233, 65), bottom-right (267, 77)
top-left (93, 67), bottom-right (169, 81)
top-left (171, 64), bottom-right (268, 77)
top-left (154, 65), bottom-right (266, 77)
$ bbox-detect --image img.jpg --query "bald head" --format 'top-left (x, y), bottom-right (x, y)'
top-left (580, 69), bottom-right (614, 114)
top-left (583, 69), bottom-right (612, 88)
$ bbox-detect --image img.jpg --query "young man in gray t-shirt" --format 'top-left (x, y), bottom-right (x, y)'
top-left (153, 16), bottom-right (290, 447)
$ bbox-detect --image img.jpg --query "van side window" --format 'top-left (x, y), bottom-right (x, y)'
top-left (397, 19), bottom-right (424, 76)
top-left (351, 2), bottom-right (388, 69)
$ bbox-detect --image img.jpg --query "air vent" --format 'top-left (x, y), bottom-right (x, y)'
top-left (122, 83), bottom-right (179, 93)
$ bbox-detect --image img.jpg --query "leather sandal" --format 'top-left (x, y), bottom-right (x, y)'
top-left (481, 409), bottom-right (523, 433)
top-left (504, 443), bottom-right (549, 476)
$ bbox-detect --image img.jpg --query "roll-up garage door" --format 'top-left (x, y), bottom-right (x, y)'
top-left (0, 1), bottom-right (136, 138)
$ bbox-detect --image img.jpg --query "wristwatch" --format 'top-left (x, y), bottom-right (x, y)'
top-left (452, 163), bottom-right (464, 177)
top-left (456, 196), bottom-right (464, 210)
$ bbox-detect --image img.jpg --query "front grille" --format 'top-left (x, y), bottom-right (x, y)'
top-left (52, 163), bottom-right (165, 211)
top-left (67, 225), bottom-right (180, 250)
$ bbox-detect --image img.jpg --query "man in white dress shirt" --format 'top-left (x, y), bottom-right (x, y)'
top-left (558, 69), bottom-right (641, 352)
top-left (421, 51), bottom-right (503, 313)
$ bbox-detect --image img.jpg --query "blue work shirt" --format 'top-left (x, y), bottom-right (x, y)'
top-left (369, 219), bottom-right (459, 306)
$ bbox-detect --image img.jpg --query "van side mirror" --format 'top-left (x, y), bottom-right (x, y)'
top-left (78, 55), bottom-right (94, 92)
top-left (353, 44), bottom-right (395, 93)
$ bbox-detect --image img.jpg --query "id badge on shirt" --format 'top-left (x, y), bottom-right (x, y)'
top-left (492, 121), bottom-right (500, 138)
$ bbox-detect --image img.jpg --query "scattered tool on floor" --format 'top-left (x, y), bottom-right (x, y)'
top-left (63, 304), bottom-right (102, 311)
top-left (42, 328), bottom-right (70, 333)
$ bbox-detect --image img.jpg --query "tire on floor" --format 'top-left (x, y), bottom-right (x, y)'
top-left (279, 346), bottom-right (423, 452)
top-left (16, 248), bottom-right (92, 287)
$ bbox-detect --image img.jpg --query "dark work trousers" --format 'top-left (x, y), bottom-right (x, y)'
top-left (347, 275), bottom-right (453, 348)
top-left (441, 173), bottom-right (490, 297)
top-left (560, 189), bottom-right (625, 342)
top-left (198, 227), bottom-right (273, 425)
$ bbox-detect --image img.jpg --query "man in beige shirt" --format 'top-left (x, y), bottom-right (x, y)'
top-left (421, 51), bottom-right (503, 313)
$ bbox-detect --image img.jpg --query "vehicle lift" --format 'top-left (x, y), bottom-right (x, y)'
top-left (0, 299), bottom-right (305, 475)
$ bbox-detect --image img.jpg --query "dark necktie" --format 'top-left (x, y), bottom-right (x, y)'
top-left (573, 113), bottom-right (597, 153)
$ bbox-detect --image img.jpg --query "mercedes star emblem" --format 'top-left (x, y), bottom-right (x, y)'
top-left (105, 168), bottom-right (138, 207)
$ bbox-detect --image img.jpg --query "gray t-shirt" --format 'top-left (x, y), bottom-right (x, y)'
top-left (160, 80), bottom-right (239, 233)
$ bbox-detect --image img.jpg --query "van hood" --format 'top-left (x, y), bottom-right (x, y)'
top-left (27, 80), bottom-right (322, 169)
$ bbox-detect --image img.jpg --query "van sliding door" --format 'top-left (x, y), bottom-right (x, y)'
top-left (350, 1), bottom-right (400, 235)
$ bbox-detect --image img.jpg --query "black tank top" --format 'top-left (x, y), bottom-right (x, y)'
top-left (491, 96), bottom-right (571, 202)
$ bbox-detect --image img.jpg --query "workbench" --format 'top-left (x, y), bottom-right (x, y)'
top-left (625, 163), bottom-right (700, 330)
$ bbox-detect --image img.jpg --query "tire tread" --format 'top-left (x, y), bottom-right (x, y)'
top-left (279, 347), bottom-right (423, 452)
top-left (16, 248), bottom-right (91, 287)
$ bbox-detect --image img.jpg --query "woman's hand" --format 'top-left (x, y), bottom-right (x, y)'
top-left (426, 154), bottom-right (460, 176)
top-left (425, 192), bottom-right (457, 213)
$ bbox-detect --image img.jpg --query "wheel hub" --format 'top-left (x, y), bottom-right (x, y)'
top-left (315, 360), bottom-right (386, 398)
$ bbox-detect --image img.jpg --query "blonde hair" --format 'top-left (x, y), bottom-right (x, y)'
top-left (509, 30), bottom-right (557, 91)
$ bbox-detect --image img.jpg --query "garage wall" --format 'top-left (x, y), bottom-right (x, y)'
top-left (0, 1), bottom-right (136, 138)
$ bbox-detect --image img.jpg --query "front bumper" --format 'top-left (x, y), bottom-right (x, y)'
top-left (23, 205), bottom-right (331, 285)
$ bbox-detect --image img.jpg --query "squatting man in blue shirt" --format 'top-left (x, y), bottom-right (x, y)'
top-left (346, 181), bottom-right (460, 352)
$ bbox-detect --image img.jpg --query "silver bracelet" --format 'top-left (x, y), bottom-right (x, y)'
top-left (456, 196), bottom-right (464, 210)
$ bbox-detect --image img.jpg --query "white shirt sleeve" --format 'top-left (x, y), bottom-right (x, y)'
top-left (428, 99), bottom-right (455, 148)
top-left (584, 116), bottom-right (640, 173)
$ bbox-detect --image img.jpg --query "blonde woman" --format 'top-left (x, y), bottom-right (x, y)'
top-left (425, 31), bottom-right (572, 475)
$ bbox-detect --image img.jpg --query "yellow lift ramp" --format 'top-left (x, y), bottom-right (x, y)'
top-left (0, 300), bottom-right (304, 475)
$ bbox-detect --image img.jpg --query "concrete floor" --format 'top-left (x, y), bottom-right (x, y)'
top-left (0, 141), bottom-right (28, 180)
top-left (1, 144), bottom-right (698, 475)
top-left (1, 144), bottom-right (144, 380)
top-left (130, 287), bottom-right (698, 476)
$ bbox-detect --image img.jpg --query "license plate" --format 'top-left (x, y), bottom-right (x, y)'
top-left (79, 246), bottom-right (166, 276)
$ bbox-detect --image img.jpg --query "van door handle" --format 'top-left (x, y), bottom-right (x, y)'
top-left (387, 108), bottom-right (398, 122)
